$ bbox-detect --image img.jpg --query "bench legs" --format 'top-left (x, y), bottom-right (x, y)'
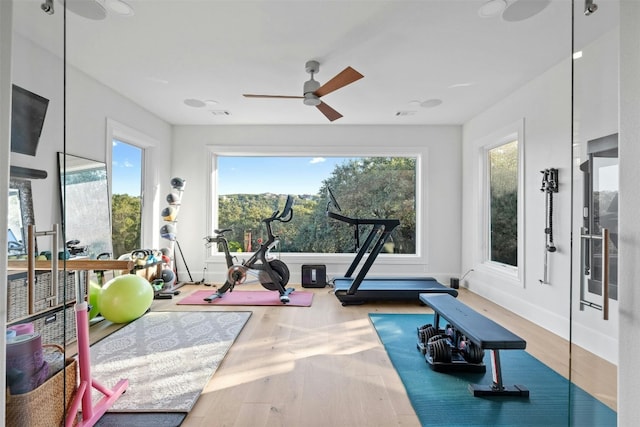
top-left (468, 350), bottom-right (529, 397)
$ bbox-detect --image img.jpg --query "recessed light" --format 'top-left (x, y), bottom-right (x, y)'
top-left (204, 99), bottom-right (219, 106)
top-left (149, 76), bottom-right (169, 84)
top-left (478, 0), bottom-right (507, 18)
top-left (502, 0), bottom-right (551, 22)
top-left (573, 51), bottom-right (583, 60)
top-left (448, 82), bottom-right (474, 89)
top-left (59, 0), bottom-right (107, 20)
top-left (105, 0), bottom-right (135, 17)
top-left (408, 100), bottom-right (421, 106)
top-left (420, 99), bottom-right (443, 109)
top-left (184, 99), bottom-right (206, 108)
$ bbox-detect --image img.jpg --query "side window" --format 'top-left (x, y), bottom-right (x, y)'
top-left (477, 119), bottom-right (524, 281)
top-left (488, 140), bottom-right (518, 267)
top-left (111, 139), bottom-right (143, 257)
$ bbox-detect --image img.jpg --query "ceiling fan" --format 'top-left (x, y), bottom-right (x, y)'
top-left (243, 60), bottom-right (364, 122)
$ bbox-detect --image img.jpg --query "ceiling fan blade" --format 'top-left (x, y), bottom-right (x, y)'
top-left (243, 94), bottom-right (304, 99)
top-left (316, 101), bottom-right (343, 122)
top-left (314, 66), bottom-right (364, 97)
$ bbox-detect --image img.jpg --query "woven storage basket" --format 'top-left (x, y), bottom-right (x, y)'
top-left (33, 306), bottom-right (78, 346)
top-left (5, 354), bottom-right (78, 427)
top-left (8, 271), bottom-right (78, 322)
top-left (7, 272), bottom-right (28, 322)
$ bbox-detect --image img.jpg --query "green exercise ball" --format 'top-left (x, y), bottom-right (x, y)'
top-left (99, 274), bottom-right (153, 324)
top-left (88, 280), bottom-right (102, 320)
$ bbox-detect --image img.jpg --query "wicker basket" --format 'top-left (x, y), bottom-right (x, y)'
top-left (7, 272), bottom-right (29, 322)
top-left (8, 271), bottom-right (79, 322)
top-left (5, 355), bottom-right (78, 427)
top-left (32, 306), bottom-right (78, 346)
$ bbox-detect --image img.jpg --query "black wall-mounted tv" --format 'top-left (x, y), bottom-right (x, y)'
top-left (11, 84), bottom-right (49, 157)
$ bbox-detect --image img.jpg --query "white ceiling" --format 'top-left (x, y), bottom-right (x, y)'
top-left (12, 0), bottom-right (618, 126)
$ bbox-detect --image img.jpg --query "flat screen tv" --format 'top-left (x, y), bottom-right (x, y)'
top-left (11, 84), bottom-right (49, 157)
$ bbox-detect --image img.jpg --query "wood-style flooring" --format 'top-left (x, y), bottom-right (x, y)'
top-left (78, 283), bottom-right (617, 427)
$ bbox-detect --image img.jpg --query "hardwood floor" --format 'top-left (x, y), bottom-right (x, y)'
top-left (78, 283), bottom-right (617, 426)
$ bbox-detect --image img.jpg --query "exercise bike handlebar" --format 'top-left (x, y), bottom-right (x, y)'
top-left (206, 196), bottom-right (294, 244)
top-left (265, 195), bottom-right (294, 223)
top-left (325, 188), bottom-right (399, 227)
top-left (279, 195), bottom-right (294, 221)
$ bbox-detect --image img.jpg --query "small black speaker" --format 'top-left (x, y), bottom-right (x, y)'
top-left (302, 264), bottom-right (327, 288)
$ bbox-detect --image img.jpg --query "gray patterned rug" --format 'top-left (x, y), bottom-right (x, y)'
top-left (89, 311), bottom-right (251, 413)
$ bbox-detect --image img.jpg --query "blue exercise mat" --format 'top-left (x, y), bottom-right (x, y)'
top-left (370, 313), bottom-right (616, 427)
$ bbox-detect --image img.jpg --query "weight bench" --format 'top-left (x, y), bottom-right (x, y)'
top-left (418, 293), bottom-right (529, 397)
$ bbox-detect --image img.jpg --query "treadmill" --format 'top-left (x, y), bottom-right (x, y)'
top-left (326, 188), bottom-right (458, 305)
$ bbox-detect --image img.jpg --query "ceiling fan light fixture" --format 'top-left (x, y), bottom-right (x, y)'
top-left (303, 93), bottom-right (321, 106)
top-left (303, 78), bottom-right (321, 95)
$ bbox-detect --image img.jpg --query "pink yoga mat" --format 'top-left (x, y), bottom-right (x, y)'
top-left (178, 289), bottom-right (314, 307)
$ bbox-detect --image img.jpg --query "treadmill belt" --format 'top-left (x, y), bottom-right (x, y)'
top-left (333, 277), bottom-right (458, 305)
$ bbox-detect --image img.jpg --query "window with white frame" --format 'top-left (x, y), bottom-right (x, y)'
top-left (106, 118), bottom-right (157, 255)
top-left (478, 120), bottom-right (524, 279)
top-left (208, 149), bottom-right (420, 256)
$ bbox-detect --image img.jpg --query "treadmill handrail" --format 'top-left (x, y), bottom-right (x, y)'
top-left (326, 210), bottom-right (400, 228)
top-left (327, 208), bottom-right (400, 294)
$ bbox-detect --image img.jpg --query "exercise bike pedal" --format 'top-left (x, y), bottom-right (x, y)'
top-left (204, 292), bottom-right (222, 302)
top-left (279, 288), bottom-right (295, 304)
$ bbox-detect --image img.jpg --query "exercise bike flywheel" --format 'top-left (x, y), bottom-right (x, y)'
top-left (227, 265), bottom-right (248, 285)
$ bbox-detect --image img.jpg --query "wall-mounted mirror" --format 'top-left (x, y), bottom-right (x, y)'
top-left (58, 152), bottom-right (113, 258)
top-left (8, 178), bottom-right (36, 258)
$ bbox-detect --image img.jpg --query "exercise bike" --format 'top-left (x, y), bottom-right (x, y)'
top-left (203, 195), bottom-right (295, 303)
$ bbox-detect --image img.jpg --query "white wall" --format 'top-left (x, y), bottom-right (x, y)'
top-left (462, 54), bottom-right (573, 339)
top-left (171, 125), bottom-right (462, 285)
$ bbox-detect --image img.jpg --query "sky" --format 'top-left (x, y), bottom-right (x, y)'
top-left (217, 156), bottom-right (354, 195)
top-left (112, 139), bottom-right (142, 195)
top-left (112, 140), bottom-right (355, 196)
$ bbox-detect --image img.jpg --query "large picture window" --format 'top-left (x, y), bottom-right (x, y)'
top-left (212, 155), bottom-right (417, 255)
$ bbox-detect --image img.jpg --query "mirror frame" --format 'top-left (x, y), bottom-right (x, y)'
top-left (8, 178), bottom-right (36, 256)
top-left (57, 152), bottom-right (113, 258)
